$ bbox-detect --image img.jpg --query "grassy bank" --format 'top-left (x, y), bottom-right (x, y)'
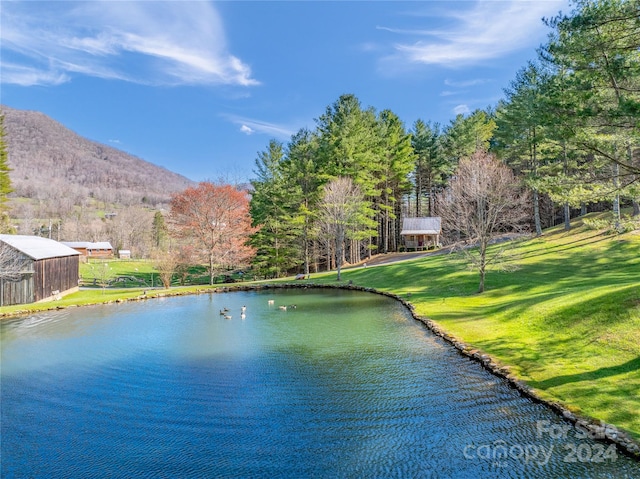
top-left (1, 216), bottom-right (638, 441)
top-left (309, 218), bottom-right (640, 441)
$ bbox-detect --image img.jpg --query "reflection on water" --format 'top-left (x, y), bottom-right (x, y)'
top-left (1, 290), bottom-right (637, 478)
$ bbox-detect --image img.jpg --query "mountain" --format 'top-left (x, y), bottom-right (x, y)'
top-left (1, 105), bottom-right (194, 208)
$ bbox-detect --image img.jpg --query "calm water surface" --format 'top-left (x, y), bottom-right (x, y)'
top-left (1, 289), bottom-right (638, 478)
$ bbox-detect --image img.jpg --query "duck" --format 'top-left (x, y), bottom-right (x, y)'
top-left (268, 299), bottom-right (274, 305)
top-left (223, 314), bottom-right (232, 320)
top-left (278, 305), bottom-right (287, 311)
top-left (241, 305), bottom-right (247, 313)
top-left (240, 313), bottom-right (246, 320)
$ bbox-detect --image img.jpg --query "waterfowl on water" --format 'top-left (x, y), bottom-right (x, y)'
top-left (268, 300), bottom-right (274, 305)
top-left (241, 306), bottom-right (247, 313)
top-left (240, 313), bottom-right (246, 320)
top-left (279, 305), bottom-right (287, 311)
top-left (224, 314), bottom-right (232, 320)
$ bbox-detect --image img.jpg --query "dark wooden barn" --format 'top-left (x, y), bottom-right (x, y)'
top-left (0, 235), bottom-right (81, 306)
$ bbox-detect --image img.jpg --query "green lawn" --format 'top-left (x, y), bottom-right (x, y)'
top-left (79, 259), bottom-right (244, 287)
top-left (80, 259), bottom-right (159, 287)
top-left (2, 215), bottom-right (639, 441)
top-left (307, 217), bottom-right (640, 440)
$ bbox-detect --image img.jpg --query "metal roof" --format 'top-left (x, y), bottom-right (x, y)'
top-left (400, 217), bottom-right (442, 235)
top-left (0, 235), bottom-right (81, 260)
top-left (61, 241), bottom-right (113, 250)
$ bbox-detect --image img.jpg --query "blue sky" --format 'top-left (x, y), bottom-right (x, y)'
top-left (1, 0), bottom-right (570, 182)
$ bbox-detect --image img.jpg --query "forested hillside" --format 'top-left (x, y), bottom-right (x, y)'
top-left (0, 105), bottom-right (194, 250)
top-left (1, 105), bottom-right (193, 209)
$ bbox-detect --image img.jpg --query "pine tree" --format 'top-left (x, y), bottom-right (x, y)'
top-left (0, 115), bottom-right (15, 234)
top-left (151, 211), bottom-right (168, 249)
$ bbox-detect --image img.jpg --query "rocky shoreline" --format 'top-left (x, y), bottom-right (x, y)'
top-left (2, 281), bottom-right (639, 460)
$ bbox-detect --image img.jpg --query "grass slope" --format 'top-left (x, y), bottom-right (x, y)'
top-left (309, 218), bottom-right (640, 440)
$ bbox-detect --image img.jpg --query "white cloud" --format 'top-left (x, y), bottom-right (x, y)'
top-left (444, 78), bottom-right (491, 88)
top-left (453, 104), bottom-right (471, 116)
top-left (0, 1), bottom-right (259, 87)
top-left (383, 0), bottom-right (567, 67)
top-left (0, 62), bottom-right (70, 86)
top-left (226, 115), bottom-right (295, 139)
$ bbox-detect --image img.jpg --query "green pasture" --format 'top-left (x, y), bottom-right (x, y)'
top-left (79, 259), bottom-right (245, 287)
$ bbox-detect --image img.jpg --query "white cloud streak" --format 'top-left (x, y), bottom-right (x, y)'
top-left (0, 1), bottom-right (259, 87)
top-left (444, 78), bottom-right (491, 88)
top-left (383, 0), bottom-right (567, 67)
top-left (453, 104), bottom-right (471, 116)
top-left (226, 116), bottom-right (295, 139)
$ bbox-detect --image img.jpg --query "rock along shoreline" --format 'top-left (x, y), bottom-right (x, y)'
top-left (2, 281), bottom-right (639, 460)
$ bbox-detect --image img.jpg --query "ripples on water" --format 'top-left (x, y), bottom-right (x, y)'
top-left (1, 290), bottom-right (638, 478)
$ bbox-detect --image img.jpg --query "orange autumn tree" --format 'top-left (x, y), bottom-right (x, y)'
top-left (169, 182), bottom-right (256, 285)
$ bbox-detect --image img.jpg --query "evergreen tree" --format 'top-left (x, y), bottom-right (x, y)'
top-left (249, 140), bottom-right (300, 277)
top-left (495, 62), bottom-right (555, 234)
top-left (542, 0), bottom-right (640, 175)
top-left (442, 109), bottom-right (497, 164)
top-left (282, 128), bottom-right (324, 275)
top-left (376, 110), bottom-right (415, 252)
top-left (315, 94), bottom-right (380, 261)
top-left (411, 119), bottom-right (449, 216)
top-left (151, 211), bottom-right (168, 249)
top-left (0, 115), bottom-right (14, 234)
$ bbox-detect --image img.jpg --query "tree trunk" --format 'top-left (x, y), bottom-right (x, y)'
top-left (209, 252), bottom-right (215, 285)
top-left (427, 177), bottom-right (433, 216)
top-left (564, 202), bottom-right (571, 231)
top-left (336, 230), bottom-right (344, 281)
top-left (561, 142), bottom-right (570, 231)
top-left (303, 235), bottom-right (310, 276)
top-left (478, 240), bottom-right (487, 293)
top-left (533, 189), bottom-right (543, 236)
top-left (612, 162), bottom-right (621, 228)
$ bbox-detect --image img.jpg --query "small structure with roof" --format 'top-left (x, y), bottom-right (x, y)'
top-left (61, 241), bottom-right (114, 259)
top-left (0, 235), bottom-right (81, 306)
top-left (400, 217), bottom-right (442, 251)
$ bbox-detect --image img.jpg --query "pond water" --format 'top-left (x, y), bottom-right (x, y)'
top-left (1, 289), bottom-right (638, 478)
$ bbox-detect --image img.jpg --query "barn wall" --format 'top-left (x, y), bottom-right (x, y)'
top-left (33, 256), bottom-right (80, 302)
top-left (0, 274), bottom-right (35, 306)
top-left (88, 249), bottom-right (113, 258)
top-left (0, 252), bottom-right (34, 307)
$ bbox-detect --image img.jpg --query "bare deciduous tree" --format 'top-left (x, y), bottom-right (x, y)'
top-left (105, 206), bottom-right (153, 258)
top-left (438, 151), bottom-right (530, 293)
top-left (0, 242), bottom-right (27, 282)
top-left (319, 177), bottom-right (364, 281)
top-left (152, 247), bottom-right (179, 289)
